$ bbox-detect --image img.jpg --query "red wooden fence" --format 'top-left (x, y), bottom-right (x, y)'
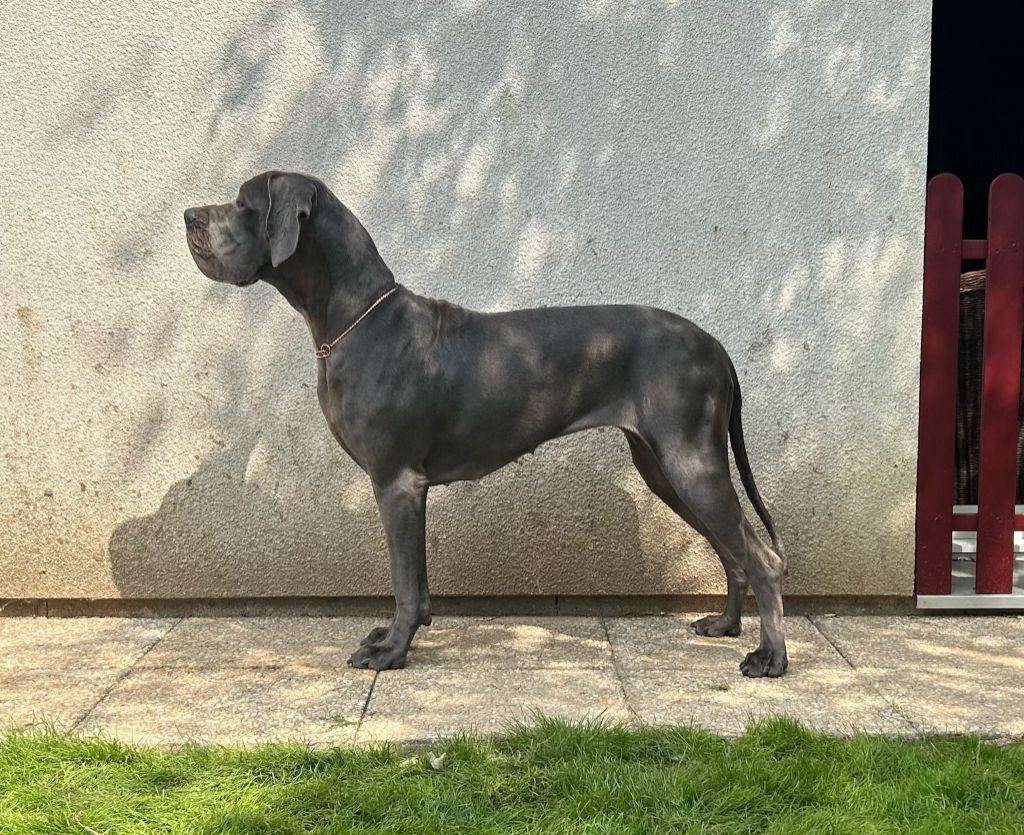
top-left (916, 173), bottom-right (1024, 595)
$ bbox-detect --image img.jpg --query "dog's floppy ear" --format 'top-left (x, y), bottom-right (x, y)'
top-left (266, 173), bottom-right (316, 268)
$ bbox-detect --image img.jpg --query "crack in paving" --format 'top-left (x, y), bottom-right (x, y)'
top-left (807, 616), bottom-right (855, 669)
top-left (353, 671), bottom-right (379, 742)
top-left (600, 616), bottom-right (639, 722)
top-left (70, 617), bottom-right (184, 733)
top-left (873, 692), bottom-right (924, 736)
top-left (808, 616), bottom-right (923, 736)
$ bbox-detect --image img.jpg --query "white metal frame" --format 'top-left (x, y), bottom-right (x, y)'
top-left (917, 504), bottom-right (1024, 609)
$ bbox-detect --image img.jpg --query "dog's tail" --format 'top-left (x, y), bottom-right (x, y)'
top-left (727, 359), bottom-right (785, 564)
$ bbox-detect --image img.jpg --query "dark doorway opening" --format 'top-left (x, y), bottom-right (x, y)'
top-left (928, 2), bottom-right (1024, 239)
top-left (929, 2), bottom-right (1024, 504)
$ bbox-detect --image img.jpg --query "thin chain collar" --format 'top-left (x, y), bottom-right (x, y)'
top-left (314, 286), bottom-right (400, 359)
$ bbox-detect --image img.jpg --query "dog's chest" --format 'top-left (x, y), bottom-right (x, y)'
top-left (316, 366), bottom-right (363, 467)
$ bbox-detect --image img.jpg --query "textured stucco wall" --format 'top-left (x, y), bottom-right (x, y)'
top-left (0, 1), bottom-right (930, 600)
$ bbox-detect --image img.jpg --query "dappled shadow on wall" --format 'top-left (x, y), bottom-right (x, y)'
top-left (86, 0), bottom-right (928, 596)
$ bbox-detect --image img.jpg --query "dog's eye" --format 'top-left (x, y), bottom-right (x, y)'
top-left (235, 200), bottom-right (246, 211)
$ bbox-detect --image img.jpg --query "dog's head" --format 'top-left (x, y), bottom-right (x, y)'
top-left (184, 171), bottom-right (317, 286)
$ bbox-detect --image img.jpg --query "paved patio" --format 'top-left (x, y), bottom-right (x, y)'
top-left (1, 614), bottom-right (1022, 746)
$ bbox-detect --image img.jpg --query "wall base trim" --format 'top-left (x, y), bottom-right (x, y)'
top-left (0, 595), bottom-right (917, 618)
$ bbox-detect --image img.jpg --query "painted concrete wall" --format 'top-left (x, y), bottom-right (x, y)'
top-left (0, 1), bottom-right (930, 600)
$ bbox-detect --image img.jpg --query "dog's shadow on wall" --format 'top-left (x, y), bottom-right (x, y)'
top-left (107, 428), bottom-right (651, 599)
top-left (108, 436), bottom-right (383, 598)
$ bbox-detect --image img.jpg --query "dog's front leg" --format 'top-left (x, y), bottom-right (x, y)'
top-left (348, 469), bottom-right (431, 671)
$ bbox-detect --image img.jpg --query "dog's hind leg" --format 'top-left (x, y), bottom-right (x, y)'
top-left (644, 435), bottom-right (787, 677)
top-left (624, 431), bottom-right (746, 637)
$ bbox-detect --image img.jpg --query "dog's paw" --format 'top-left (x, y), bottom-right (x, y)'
top-left (359, 625), bottom-right (391, 647)
top-left (691, 614), bottom-right (742, 638)
top-left (739, 645), bottom-right (788, 678)
top-left (347, 642), bottom-right (408, 671)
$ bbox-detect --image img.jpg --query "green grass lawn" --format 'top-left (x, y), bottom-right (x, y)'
top-left (1, 718), bottom-right (1022, 834)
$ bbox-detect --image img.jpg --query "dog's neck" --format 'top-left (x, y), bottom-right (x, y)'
top-left (260, 193), bottom-right (396, 348)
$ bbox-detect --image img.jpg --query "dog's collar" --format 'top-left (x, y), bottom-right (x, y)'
top-left (315, 286), bottom-right (400, 359)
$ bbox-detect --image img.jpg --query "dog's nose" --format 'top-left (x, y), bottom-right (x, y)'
top-left (184, 207), bottom-right (200, 227)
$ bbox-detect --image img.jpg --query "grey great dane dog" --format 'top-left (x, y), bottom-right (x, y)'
top-left (184, 171), bottom-right (788, 677)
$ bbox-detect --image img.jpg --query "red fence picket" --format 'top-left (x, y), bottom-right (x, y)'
top-left (915, 174), bottom-right (963, 595)
top-left (916, 173), bottom-right (1024, 596)
top-left (976, 174), bottom-right (1024, 593)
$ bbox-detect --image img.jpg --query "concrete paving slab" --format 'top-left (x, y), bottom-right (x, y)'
top-left (3, 615), bottom-right (1021, 744)
top-left (622, 666), bottom-right (914, 737)
top-left (0, 618), bottom-right (175, 672)
top-left (606, 615), bottom-right (846, 676)
top-left (811, 615), bottom-right (1024, 672)
top-left (77, 666), bottom-right (374, 746)
top-left (358, 667), bottom-right (631, 743)
top-left (408, 616), bottom-right (611, 669)
top-left (0, 668), bottom-right (119, 730)
top-left (138, 616), bottom-right (382, 669)
top-left (863, 666), bottom-right (1024, 739)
